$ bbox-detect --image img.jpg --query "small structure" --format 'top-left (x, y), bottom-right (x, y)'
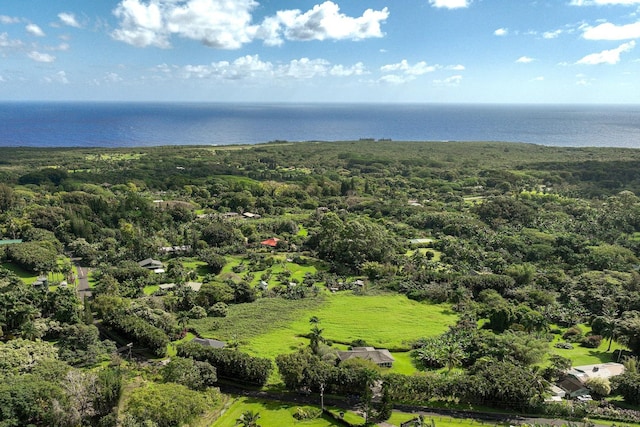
top-left (159, 245), bottom-right (191, 254)
top-left (32, 276), bottom-right (48, 287)
top-left (545, 385), bottom-right (567, 402)
top-left (557, 362), bottom-right (625, 398)
top-left (158, 282), bottom-right (202, 292)
top-left (0, 239), bottom-right (23, 246)
top-left (138, 258), bottom-right (163, 270)
top-left (242, 212), bottom-right (261, 219)
top-left (185, 281), bottom-right (203, 292)
top-left (337, 347), bottom-right (395, 368)
top-left (192, 338), bottom-right (226, 349)
top-left (260, 237), bottom-right (280, 248)
top-left (409, 238), bottom-right (433, 245)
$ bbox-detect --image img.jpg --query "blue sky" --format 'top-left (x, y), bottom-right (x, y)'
top-left (1, 0), bottom-right (640, 103)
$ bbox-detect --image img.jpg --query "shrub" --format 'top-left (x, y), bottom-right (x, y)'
top-left (178, 342), bottom-right (272, 385)
top-left (208, 302), bottom-right (228, 317)
top-left (562, 326), bottom-right (583, 342)
top-left (581, 334), bottom-right (603, 349)
top-left (554, 342), bottom-right (573, 350)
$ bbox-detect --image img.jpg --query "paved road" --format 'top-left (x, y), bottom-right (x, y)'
top-left (72, 258), bottom-right (92, 299)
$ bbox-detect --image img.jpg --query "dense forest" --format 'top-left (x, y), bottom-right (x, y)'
top-left (4, 140), bottom-right (640, 426)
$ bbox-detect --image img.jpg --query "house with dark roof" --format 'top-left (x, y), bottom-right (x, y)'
top-left (138, 258), bottom-right (163, 270)
top-left (192, 338), bottom-right (226, 349)
top-left (337, 347), bottom-right (395, 368)
top-left (557, 362), bottom-right (625, 398)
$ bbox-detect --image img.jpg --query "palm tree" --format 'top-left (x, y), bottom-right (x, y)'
top-left (443, 342), bottom-right (464, 373)
top-left (602, 317), bottom-right (618, 352)
top-left (235, 410), bottom-right (261, 427)
top-left (309, 324), bottom-right (325, 355)
top-left (176, 311), bottom-right (190, 333)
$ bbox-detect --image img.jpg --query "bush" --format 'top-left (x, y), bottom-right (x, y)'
top-left (104, 313), bottom-right (169, 357)
top-left (188, 305), bottom-right (207, 319)
top-left (581, 334), bottom-right (603, 348)
top-left (562, 326), bottom-right (583, 342)
top-left (554, 342), bottom-right (573, 349)
top-left (178, 342), bottom-right (272, 385)
top-left (126, 382), bottom-right (217, 427)
top-left (208, 302), bottom-right (228, 317)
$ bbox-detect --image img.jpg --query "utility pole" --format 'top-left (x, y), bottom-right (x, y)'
top-left (320, 383), bottom-right (325, 411)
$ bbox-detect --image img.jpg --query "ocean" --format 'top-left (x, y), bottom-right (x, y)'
top-left (1, 102), bottom-right (639, 148)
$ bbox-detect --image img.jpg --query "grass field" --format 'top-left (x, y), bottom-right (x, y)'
top-left (1, 262), bottom-right (38, 284)
top-left (220, 254), bottom-right (323, 286)
top-left (191, 292), bottom-right (456, 364)
top-left (210, 397), bottom-right (363, 427)
top-left (548, 324), bottom-right (626, 366)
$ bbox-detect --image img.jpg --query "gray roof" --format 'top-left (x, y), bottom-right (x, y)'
top-left (138, 258), bottom-right (163, 268)
top-left (337, 347), bottom-right (395, 365)
top-left (192, 338), bottom-right (226, 349)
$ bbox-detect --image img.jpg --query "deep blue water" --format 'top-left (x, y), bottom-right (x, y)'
top-left (1, 102), bottom-right (640, 148)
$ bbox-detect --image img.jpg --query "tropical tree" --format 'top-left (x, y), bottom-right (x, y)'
top-left (235, 410), bottom-right (261, 427)
top-left (309, 324), bottom-right (325, 356)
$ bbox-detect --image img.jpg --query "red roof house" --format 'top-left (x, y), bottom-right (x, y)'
top-left (260, 238), bottom-right (280, 248)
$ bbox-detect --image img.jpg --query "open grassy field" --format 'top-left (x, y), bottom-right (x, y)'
top-left (548, 324), bottom-right (626, 366)
top-left (220, 253), bottom-right (323, 286)
top-left (191, 292), bottom-right (456, 363)
top-left (210, 397), bottom-right (364, 427)
top-left (1, 262), bottom-right (38, 284)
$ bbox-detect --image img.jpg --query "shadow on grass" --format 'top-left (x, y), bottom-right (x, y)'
top-left (586, 349), bottom-right (617, 363)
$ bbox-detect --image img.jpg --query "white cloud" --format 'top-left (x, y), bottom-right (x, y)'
top-left (27, 51), bottom-right (56, 62)
top-left (280, 58), bottom-right (330, 79)
top-left (576, 40), bottom-right (635, 64)
top-left (571, 0), bottom-right (640, 5)
top-left (267, 2), bottom-right (389, 45)
top-left (447, 64), bottom-right (465, 70)
top-left (543, 29), bottom-right (563, 39)
top-left (433, 75), bottom-right (463, 86)
top-left (58, 12), bottom-right (82, 28)
top-left (44, 71), bottom-right (69, 84)
top-left (381, 60), bottom-right (438, 75)
top-left (0, 15), bottom-right (21, 24)
top-left (516, 56), bottom-right (535, 63)
top-left (379, 74), bottom-right (414, 84)
top-left (583, 21), bottom-right (640, 40)
top-left (494, 28), bottom-right (508, 36)
top-left (429, 0), bottom-right (471, 9)
top-left (53, 43), bottom-right (70, 51)
top-left (0, 32), bottom-right (23, 49)
top-left (112, 0), bottom-right (388, 49)
top-left (182, 55), bottom-right (274, 79)
top-left (532, 76), bottom-right (545, 81)
top-left (176, 55), bottom-right (371, 81)
top-left (105, 72), bottom-right (123, 83)
top-left (329, 62), bottom-right (367, 76)
top-left (26, 24), bottom-right (45, 37)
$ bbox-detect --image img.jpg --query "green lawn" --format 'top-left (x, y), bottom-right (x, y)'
top-left (1, 262), bottom-right (38, 284)
top-left (181, 258), bottom-right (209, 280)
top-left (387, 412), bottom-right (511, 427)
top-left (388, 351), bottom-right (417, 375)
top-left (297, 293), bottom-right (456, 349)
top-left (220, 254), bottom-right (323, 286)
top-left (191, 293), bottom-right (456, 363)
top-left (210, 397), bottom-right (362, 427)
top-left (548, 324), bottom-right (626, 366)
